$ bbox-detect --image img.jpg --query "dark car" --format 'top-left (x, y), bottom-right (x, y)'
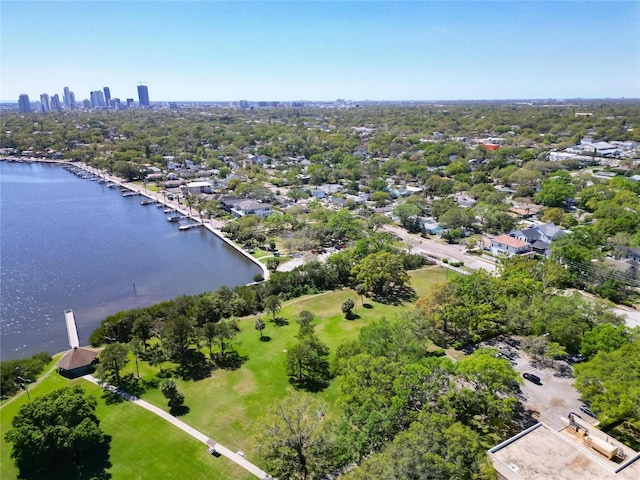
top-left (523, 372), bottom-right (541, 385)
top-left (580, 405), bottom-right (597, 418)
top-left (568, 354), bottom-right (585, 363)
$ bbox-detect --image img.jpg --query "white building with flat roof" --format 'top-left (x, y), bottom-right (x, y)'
top-left (489, 421), bottom-right (640, 480)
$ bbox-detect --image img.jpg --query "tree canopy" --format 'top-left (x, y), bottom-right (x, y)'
top-left (4, 386), bottom-right (109, 478)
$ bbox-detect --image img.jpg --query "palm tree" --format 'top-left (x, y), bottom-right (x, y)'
top-left (255, 318), bottom-right (266, 339)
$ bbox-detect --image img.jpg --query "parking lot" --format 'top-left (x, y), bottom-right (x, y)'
top-left (482, 336), bottom-right (597, 431)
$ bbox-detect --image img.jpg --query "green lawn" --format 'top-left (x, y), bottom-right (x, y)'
top-left (1, 266), bottom-right (449, 479)
top-left (0, 372), bottom-right (252, 480)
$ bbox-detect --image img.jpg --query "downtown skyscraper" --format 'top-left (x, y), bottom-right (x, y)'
top-left (137, 85), bottom-right (150, 107)
top-left (63, 86), bottom-right (76, 109)
top-left (18, 94), bottom-right (31, 113)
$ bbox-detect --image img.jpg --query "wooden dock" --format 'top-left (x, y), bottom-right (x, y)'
top-left (64, 309), bottom-right (80, 349)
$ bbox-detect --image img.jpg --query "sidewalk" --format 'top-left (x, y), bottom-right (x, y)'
top-left (82, 375), bottom-right (270, 479)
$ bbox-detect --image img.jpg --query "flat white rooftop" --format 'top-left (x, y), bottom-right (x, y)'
top-left (489, 423), bottom-right (640, 480)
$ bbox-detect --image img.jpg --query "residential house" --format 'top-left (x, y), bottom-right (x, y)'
top-left (181, 181), bottom-right (214, 195)
top-left (490, 235), bottom-right (532, 256)
top-left (217, 194), bottom-right (243, 212)
top-left (419, 217), bottom-right (444, 235)
top-left (511, 223), bottom-right (565, 256)
top-left (231, 200), bottom-right (272, 218)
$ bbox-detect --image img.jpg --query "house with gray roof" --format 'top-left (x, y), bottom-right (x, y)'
top-left (231, 200), bottom-right (272, 218)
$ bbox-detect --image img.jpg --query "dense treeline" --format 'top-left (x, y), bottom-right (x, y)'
top-left (417, 256), bottom-right (623, 351)
top-left (0, 352), bottom-right (52, 399)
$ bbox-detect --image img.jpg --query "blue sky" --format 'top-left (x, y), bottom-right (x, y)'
top-left (1, 1), bottom-right (639, 102)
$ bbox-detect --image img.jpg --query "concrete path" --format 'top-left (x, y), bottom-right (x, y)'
top-left (83, 375), bottom-right (270, 479)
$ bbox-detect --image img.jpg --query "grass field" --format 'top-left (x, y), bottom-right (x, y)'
top-left (1, 266), bottom-right (449, 479)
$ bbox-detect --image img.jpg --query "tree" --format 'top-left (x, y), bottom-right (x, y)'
top-left (343, 412), bottom-right (493, 480)
top-left (580, 324), bottom-right (628, 359)
top-left (352, 251), bottom-right (410, 300)
top-left (202, 322), bottom-right (217, 358)
top-left (4, 386), bottom-right (108, 478)
top-left (162, 315), bottom-right (194, 363)
top-left (393, 202), bottom-right (422, 233)
top-left (255, 393), bottom-right (340, 480)
top-left (214, 319), bottom-right (240, 357)
top-left (95, 341), bottom-right (129, 385)
top-left (574, 339), bottom-right (640, 424)
top-left (132, 312), bottom-right (153, 349)
top-left (341, 298), bottom-right (355, 319)
top-left (255, 318), bottom-right (266, 339)
top-left (298, 310), bottom-right (315, 327)
top-left (534, 171), bottom-right (576, 207)
top-left (355, 284), bottom-right (366, 306)
top-left (286, 327), bottom-right (331, 391)
top-left (161, 379), bottom-right (185, 410)
top-left (265, 295), bottom-right (282, 320)
top-left (266, 257), bottom-right (281, 272)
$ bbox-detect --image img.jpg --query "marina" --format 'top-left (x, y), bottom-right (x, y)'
top-left (1, 160), bottom-right (263, 360)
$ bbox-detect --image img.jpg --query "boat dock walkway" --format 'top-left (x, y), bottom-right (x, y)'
top-left (179, 223), bottom-right (204, 231)
top-left (64, 309), bottom-right (80, 349)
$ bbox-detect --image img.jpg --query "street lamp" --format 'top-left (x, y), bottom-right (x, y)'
top-left (15, 369), bottom-right (32, 401)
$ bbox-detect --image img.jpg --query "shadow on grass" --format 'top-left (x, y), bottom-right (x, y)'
top-left (102, 374), bottom-right (146, 404)
top-left (362, 303), bottom-right (374, 309)
top-left (142, 377), bottom-right (160, 389)
top-left (289, 376), bottom-right (331, 393)
top-left (270, 317), bottom-right (289, 326)
top-left (17, 435), bottom-right (112, 480)
top-left (156, 368), bottom-right (176, 379)
top-left (259, 336), bottom-right (272, 342)
top-left (170, 405), bottom-right (190, 417)
top-left (213, 350), bottom-right (248, 370)
top-left (371, 285), bottom-right (417, 306)
top-left (177, 350), bottom-right (213, 381)
top-left (344, 313), bottom-right (361, 321)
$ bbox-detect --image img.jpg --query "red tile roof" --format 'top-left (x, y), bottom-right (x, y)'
top-left (492, 234), bottom-right (530, 249)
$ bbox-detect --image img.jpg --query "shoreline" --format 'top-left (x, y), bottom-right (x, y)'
top-left (1, 157), bottom-right (269, 284)
top-left (1, 157), bottom-right (270, 361)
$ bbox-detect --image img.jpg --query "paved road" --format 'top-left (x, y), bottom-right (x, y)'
top-left (382, 224), bottom-right (497, 273)
top-left (83, 375), bottom-right (270, 479)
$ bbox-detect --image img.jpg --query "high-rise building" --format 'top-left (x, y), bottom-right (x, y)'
top-left (90, 90), bottom-right (105, 108)
top-left (40, 94), bottom-right (51, 112)
top-left (51, 94), bottom-right (62, 112)
top-left (103, 87), bottom-right (111, 107)
top-left (82, 99), bottom-right (92, 109)
top-left (69, 91), bottom-right (76, 109)
top-left (63, 87), bottom-right (72, 108)
top-left (18, 94), bottom-right (31, 113)
top-left (239, 99), bottom-right (249, 109)
top-left (126, 98), bottom-right (134, 108)
top-left (137, 85), bottom-right (150, 107)
top-left (110, 98), bottom-right (121, 110)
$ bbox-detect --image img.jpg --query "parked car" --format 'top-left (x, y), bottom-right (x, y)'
top-left (580, 404), bottom-right (597, 418)
top-left (523, 372), bottom-right (541, 385)
top-left (569, 354), bottom-right (585, 363)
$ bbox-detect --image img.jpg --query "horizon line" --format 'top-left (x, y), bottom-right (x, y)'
top-left (2, 97), bottom-right (640, 105)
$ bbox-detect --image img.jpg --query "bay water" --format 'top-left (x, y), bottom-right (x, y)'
top-left (0, 161), bottom-right (261, 360)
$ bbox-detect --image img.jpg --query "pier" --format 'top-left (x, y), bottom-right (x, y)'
top-left (64, 309), bottom-right (80, 349)
top-left (179, 223), bottom-right (204, 231)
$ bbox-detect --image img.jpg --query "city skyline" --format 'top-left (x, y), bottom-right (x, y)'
top-left (1, 1), bottom-right (639, 102)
